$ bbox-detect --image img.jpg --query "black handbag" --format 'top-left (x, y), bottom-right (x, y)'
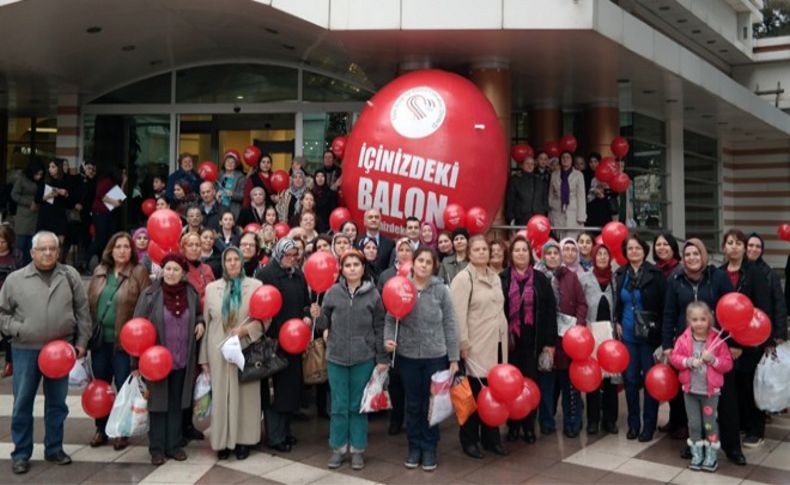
top-left (88, 275), bottom-right (126, 351)
top-left (634, 310), bottom-right (658, 340)
top-left (239, 337), bottom-right (288, 382)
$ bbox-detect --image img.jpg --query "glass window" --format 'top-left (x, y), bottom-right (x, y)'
top-left (302, 112), bottom-right (354, 173)
top-left (303, 72), bottom-right (371, 102)
top-left (684, 130), bottom-right (720, 248)
top-left (176, 64), bottom-right (298, 103)
top-left (89, 73), bottom-right (171, 104)
top-left (6, 117), bottom-right (57, 175)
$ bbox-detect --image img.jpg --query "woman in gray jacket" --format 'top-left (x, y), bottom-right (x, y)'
top-left (316, 249), bottom-right (387, 471)
top-left (11, 160), bottom-right (44, 264)
top-left (384, 247), bottom-right (459, 472)
top-left (215, 152), bottom-right (246, 219)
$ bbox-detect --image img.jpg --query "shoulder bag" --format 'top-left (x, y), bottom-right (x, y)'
top-left (239, 336), bottom-right (288, 382)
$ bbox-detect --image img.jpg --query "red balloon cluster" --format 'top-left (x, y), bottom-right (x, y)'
top-left (38, 340), bottom-right (76, 379)
top-left (329, 207), bottom-right (352, 233)
top-left (198, 161), bottom-right (219, 183)
top-left (511, 144), bottom-right (534, 163)
top-left (120, 318), bottom-right (157, 357)
top-left (561, 326), bottom-right (604, 392)
top-left (477, 363), bottom-right (541, 427)
top-left (331, 136), bottom-right (347, 159)
top-left (274, 222), bottom-right (290, 240)
top-left (595, 157), bottom-right (618, 183)
top-left (382, 275), bottom-right (417, 319)
top-left (270, 170), bottom-right (290, 193)
top-left (304, 251), bottom-right (339, 293)
top-left (81, 379), bottom-right (116, 419)
top-left (559, 134), bottom-right (577, 153)
top-left (141, 198), bottom-right (156, 217)
top-left (249, 285), bottom-right (282, 320)
top-left (601, 221), bottom-right (629, 266)
top-left (443, 204), bottom-right (466, 231)
top-left (544, 140), bottom-right (560, 158)
top-left (645, 363), bottom-right (679, 402)
top-left (715, 292), bottom-right (754, 334)
top-left (279, 318), bottom-right (311, 354)
top-left (243, 145), bottom-right (261, 168)
top-left (139, 345), bottom-right (173, 382)
top-left (779, 224), bottom-right (790, 242)
top-left (731, 308), bottom-right (772, 347)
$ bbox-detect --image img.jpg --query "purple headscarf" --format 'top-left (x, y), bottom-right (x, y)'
top-left (420, 221), bottom-right (438, 249)
top-left (132, 228), bottom-right (149, 261)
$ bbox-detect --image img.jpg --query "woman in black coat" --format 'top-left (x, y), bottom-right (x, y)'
top-left (311, 169), bottom-right (337, 234)
top-left (35, 159), bottom-right (70, 244)
top-left (501, 236), bottom-right (557, 444)
top-left (254, 238), bottom-right (320, 452)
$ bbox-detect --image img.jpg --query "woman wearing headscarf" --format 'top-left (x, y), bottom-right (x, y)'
top-left (311, 169), bottom-right (337, 234)
top-left (548, 151), bottom-right (586, 238)
top-left (255, 238), bottom-right (320, 452)
top-left (559, 237), bottom-right (586, 276)
top-left (199, 247), bottom-right (263, 460)
top-left (132, 228), bottom-right (150, 265)
top-left (420, 221), bottom-right (438, 250)
top-left (358, 236), bottom-right (380, 284)
top-left (275, 168), bottom-right (308, 226)
top-left (745, 232), bottom-right (788, 347)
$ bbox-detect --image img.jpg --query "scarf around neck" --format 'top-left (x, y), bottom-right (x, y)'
top-left (162, 280), bottom-right (187, 316)
top-left (508, 266), bottom-right (535, 336)
top-left (560, 168), bottom-right (572, 209)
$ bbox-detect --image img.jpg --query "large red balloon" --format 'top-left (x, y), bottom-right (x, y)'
top-left (274, 222), bottom-right (290, 239)
top-left (597, 339), bottom-right (630, 374)
top-left (120, 318), bottom-right (157, 357)
top-left (147, 240), bottom-right (178, 266)
top-left (488, 363), bottom-right (524, 403)
top-left (340, 70), bottom-right (508, 237)
top-left (526, 215), bottom-right (551, 245)
top-left (465, 206), bottom-right (488, 235)
top-left (38, 340), bottom-right (76, 379)
top-left (443, 204), bottom-right (466, 231)
top-left (249, 285), bottom-right (282, 320)
top-left (139, 345), bottom-right (173, 382)
top-left (147, 209), bottom-right (183, 249)
top-left (141, 198), bottom-right (156, 217)
top-left (304, 251), bottom-right (339, 293)
top-left (544, 140), bottom-right (560, 158)
top-left (198, 161), bottom-right (219, 183)
top-left (243, 145), bottom-right (261, 168)
top-left (477, 386), bottom-right (509, 427)
top-left (397, 261), bottom-right (412, 277)
top-left (81, 379), bottom-right (116, 419)
top-left (244, 223), bottom-right (261, 234)
top-left (611, 137), bottom-right (630, 158)
top-left (595, 157), bottom-right (618, 183)
top-left (645, 363), bottom-right (679, 402)
top-left (569, 358), bottom-right (603, 393)
top-left (559, 134), bottom-right (578, 153)
top-left (270, 170), bottom-right (290, 193)
top-left (511, 143), bottom-right (534, 163)
top-left (506, 380), bottom-right (533, 420)
top-left (601, 221), bottom-right (628, 251)
top-left (609, 173), bottom-right (630, 193)
top-left (715, 292), bottom-right (754, 333)
top-left (329, 207), bottom-right (352, 233)
top-left (562, 326), bottom-right (595, 360)
top-left (279, 318), bottom-right (311, 354)
top-left (382, 275), bottom-right (417, 319)
top-left (778, 223), bottom-right (790, 242)
top-left (331, 136), bottom-right (347, 159)
top-left (731, 308), bottom-right (772, 347)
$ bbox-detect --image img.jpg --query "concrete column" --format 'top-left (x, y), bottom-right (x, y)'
top-left (583, 104), bottom-right (619, 157)
top-left (55, 92), bottom-right (81, 173)
top-left (527, 106), bottom-right (561, 150)
top-left (666, 100), bottom-right (685, 239)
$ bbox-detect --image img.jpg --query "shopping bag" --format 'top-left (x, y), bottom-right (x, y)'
top-left (302, 338), bottom-right (327, 385)
top-left (69, 357), bottom-right (92, 390)
top-left (106, 374), bottom-right (149, 438)
top-left (360, 367), bottom-right (392, 413)
top-left (193, 370), bottom-right (211, 419)
top-left (450, 375), bottom-right (477, 425)
top-left (754, 342), bottom-right (790, 412)
top-left (221, 335), bottom-right (245, 371)
top-left (428, 369), bottom-right (454, 426)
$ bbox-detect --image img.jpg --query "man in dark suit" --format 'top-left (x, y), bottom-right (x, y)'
top-left (198, 182), bottom-right (229, 231)
top-left (363, 208), bottom-right (394, 272)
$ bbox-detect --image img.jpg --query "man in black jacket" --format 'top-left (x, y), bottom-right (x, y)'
top-left (505, 156), bottom-right (549, 226)
top-left (362, 209), bottom-right (394, 272)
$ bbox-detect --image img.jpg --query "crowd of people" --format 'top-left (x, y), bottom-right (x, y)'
top-left (0, 149), bottom-right (787, 477)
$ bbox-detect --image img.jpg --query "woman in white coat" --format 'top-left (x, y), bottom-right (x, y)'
top-left (549, 151), bottom-right (587, 238)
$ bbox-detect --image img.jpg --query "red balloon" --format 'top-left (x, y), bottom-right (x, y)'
top-left (274, 223), bottom-right (290, 239)
top-left (340, 70), bottom-right (508, 238)
top-left (523, 377), bottom-right (541, 411)
top-left (198, 161), bottom-right (219, 183)
top-left (595, 235), bottom-right (604, 246)
top-left (609, 172), bottom-right (630, 193)
top-left (147, 209), bottom-right (183, 249)
top-left (147, 240), bottom-right (177, 266)
top-left (569, 358), bottom-right (603, 393)
top-left (716, 292), bottom-right (754, 333)
top-left (595, 157), bottom-right (618, 183)
top-left (304, 251), bottom-right (339, 293)
top-left (465, 207), bottom-right (488, 235)
top-left (243, 145), bottom-right (261, 168)
top-left (38, 340), bottom-right (76, 379)
top-left (244, 223), bottom-right (262, 234)
top-left (526, 215), bottom-right (551, 245)
top-left (270, 170), bottom-right (290, 193)
top-left (731, 308), bottom-right (772, 347)
top-left (597, 339), bottom-right (630, 374)
top-left (249, 285), bottom-right (283, 320)
top-left (279, 318), bottom-right (311, 354)
top-left (506, 381), bottom-right (532, 420)
top-left (544, 140), bottom-right (560, 158)
top-left (443, 203), bottom-right (466, 231)
top-left (120, 318), bottom-right (157, 357)
top-left (259, 255), bottom-right (270, 266)
top-left (562, 326), bottom-right (595, 360)
top-left (382, 275), bottom-right (417, 319)
top-left (139, 345), bottom-right (173, 382)
top-left (487, 363), bottom-right (524, 403)
top-left (81, 379), bottom-right (116, 419)
top-left (331, 136), bottom-right (347, 159)
top-left (511, 143), bottom-right (534, 163)
top-left (611, 137), bottom-right (630, 158)
top-left (645, 363), bottom-right (679, 401)
top-left (601, 222), bottom-right (628, 251)
top-left (329, 207), bottom-right (352, 233)
top-left (397, 261), bottom-right (412, 277)
top-left (559, 134), bottom-right (578, 153)
top-left (778, 223), bottom-right (790, 242)
top-left (477, 386), bottom-right (509, 427)
top-left (612, 248), bottom-right (627, 267)
top-left (141, 198), bottom-right (156, 217)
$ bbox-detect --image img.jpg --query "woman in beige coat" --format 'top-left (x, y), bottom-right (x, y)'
top-left (199, 247), bottom-right (263, 461)
top-left (450, 235), bottom-right (509, 460)
top-left (549, 151), bottom-right (587, 238)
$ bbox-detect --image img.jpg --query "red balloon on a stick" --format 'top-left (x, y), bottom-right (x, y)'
top-left (601, 222), bottom-right (628, 251)
top-left (778, 223), bottom-right (790, 242)
top-left (329, 207), bottom-right (352, 233)
top-left (465, 207), bottom-right (488, 235)
top-left (382, 275), bottom-right (417, 319)
top-left (597, 339), bottom-right (630, 374)
top-left (611, 137), bottom-right (630, 158)
top-left (563, 326), bottom-right (595, 361)
top-left (270, 170), bottom-right (290, 193)
top-left (527, 215), bottom-right (551, 245)
top-left (198, 161), bottom-right (219, 183)
top-left (731, 308), bottom-right (772, 347)
top-left (511, 144), bottom-right (534, 163)
top-left (120, 318), bottom-right (157, 357)
top-left (544, 140), bottom-right (560, 158)
top-left (609, 173), bottom-right (631, 193)
top-left (279, 318), bottom-right (311, 354)
top-left (304, 251), bottom-right (339, 293)
top-left (141, 198), bottom-right (156, 217)
top-left (81, 379), bottom-right (116, 419)
top-left (487, 363), bottom-right (524, 403)
top-left (147, 209), bottom-right (183, 249)
top-left (249, 285), bottom-right (283, 320)
top-left (38, 340), bottom-right (76, 379)
top-left (274, 223), bottom-right (290, 240)
top-left (443, 204), bottom-right (466, 231)
top-left (477, 386), bottom-right (509, 427)
top-left (716, 292), bottom-right (754, 333)
top-left (595, 157), bottom-right (618, 183)
top-left (139, 345), bottom-right (173, 382)
top-left (243, 145), bottom-right (261, 168)
top-left (645, 363), bottom-right (679, 402)
top-left (244, 223), bottom-right (261, 234)
top-left (331, 136), bottom-right (347, 159)
top-left (559, 134), bottom-right (578, 153)
top-left (569, 358), bottom-right (603, 393)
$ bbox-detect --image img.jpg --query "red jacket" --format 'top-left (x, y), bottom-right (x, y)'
top-left (670, 328), bottom-right (733, 397)
top-left (186, 262), bottom-right (214, 311)
top-left (552, 267), bottom-right (588, 370)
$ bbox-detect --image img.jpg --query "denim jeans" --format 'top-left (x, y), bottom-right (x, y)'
top-left (91, 342), bottom-right (131, 434)
top-left (327, 360), bottom-right (374, 450)
top-left (11, 347), bottom-right (69, 461)
top-left (624, 341), bottom-right (658, 434)
top-left (538, 369), bottom-right (583, 433)
top-left (397, 355), bottom-right (448, 453)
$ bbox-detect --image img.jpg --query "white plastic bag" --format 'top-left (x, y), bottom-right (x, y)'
top-left (69, 357), bottom-right (92, 390)
top-left (754, 343), bottom-right (790, 412)
top-left (428, 370), bottom-right (454, 426)
top-left (193, 371), bottom-right (211, 419)
top-left (106, 374), bottom-right (149, 438)
top-left (360, 367), bottom-right (391, 413)
top-left (221, 335), bottom-right (245, 371)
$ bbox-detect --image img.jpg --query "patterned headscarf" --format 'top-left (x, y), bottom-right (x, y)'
top-left (288, 169), bottom-right (308, 214)
top-left (559, 237), bottom-right (584, 276)
top-left (221, 247), bottom-right (244, 331)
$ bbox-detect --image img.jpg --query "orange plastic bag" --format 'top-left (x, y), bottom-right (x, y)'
top-left (450, 376), bottom-right (477, 426)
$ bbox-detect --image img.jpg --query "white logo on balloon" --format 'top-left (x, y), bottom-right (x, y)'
top-left (390, 87), bottom-right (447, 139)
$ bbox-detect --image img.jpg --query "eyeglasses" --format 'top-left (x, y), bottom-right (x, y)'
top-left (34, 246), bottom-right (58, 253)
top-left (240, 242), bottom-right (257, 248)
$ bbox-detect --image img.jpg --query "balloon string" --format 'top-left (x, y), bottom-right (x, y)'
top-left (462, 356), bottom-right (488, 388)
top-left (705, 332), bottom-right (731, 354)
top-left (391, 320), bottom-right (399, 368)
